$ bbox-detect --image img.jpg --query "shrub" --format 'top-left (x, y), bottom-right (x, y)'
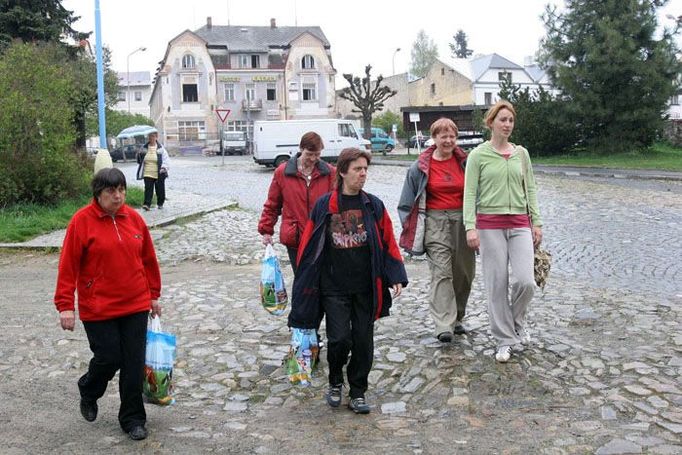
top-left (0, 43), bottom-right (90, 206)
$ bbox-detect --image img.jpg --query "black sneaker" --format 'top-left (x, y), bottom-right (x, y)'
top-left (437, 332), bottom-right (453, 343)
top-left (453, 321), bottom-right (466, 335)
top-left (348, 396), bottom-right (370, 414)
top-left (79, 399), bottom-right (98, 422)
top-left (142, 205), bottom-right (150, 211)
top-left (326, 384), bottom-right (343, 408)
top-left (128, 425), bottom-right (148, 441)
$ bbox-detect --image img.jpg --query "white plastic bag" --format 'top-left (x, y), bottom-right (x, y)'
top-left (143, 316), bottom-right (176, 405)
top-left (259, 244), bottom-right (288, 316)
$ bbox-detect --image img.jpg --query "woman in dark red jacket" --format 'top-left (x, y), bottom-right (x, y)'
top-left (54, 168), bottom-right (161, 441)
top-left (258, 131), bottom-right (336, 273)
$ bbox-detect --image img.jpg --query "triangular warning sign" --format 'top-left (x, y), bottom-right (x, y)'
top-left (215, 109), bottom-right (231, 123)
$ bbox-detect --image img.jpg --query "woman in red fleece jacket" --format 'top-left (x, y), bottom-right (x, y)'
top-left (54, 167), bottom-right (161, 441)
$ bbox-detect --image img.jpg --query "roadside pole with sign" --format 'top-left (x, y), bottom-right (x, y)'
top-left (409, 112), bottom-right (420, 155)
top-left (215, 109), bottom-right (231, 165)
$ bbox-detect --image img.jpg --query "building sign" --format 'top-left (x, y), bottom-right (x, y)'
top-left (219, 76), bottom-right (241, 82)
top-left (252, 75), bottom-right (277, 82)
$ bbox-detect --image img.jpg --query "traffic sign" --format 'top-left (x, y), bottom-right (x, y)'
top-left (409, 112), bottom-right (420, 122)
top-left (215, 109), bottom-right (231, 123)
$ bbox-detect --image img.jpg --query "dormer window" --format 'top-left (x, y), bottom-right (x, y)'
top-left (302, 55), bottom-right (315, 69)
top-left (182, 54), bottom-right (195, 69)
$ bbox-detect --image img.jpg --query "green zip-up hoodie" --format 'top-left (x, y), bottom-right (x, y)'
top-left (463, 141), bottom-right (542, 231)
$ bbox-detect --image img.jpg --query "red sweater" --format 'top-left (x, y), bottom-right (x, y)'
top-left (54, 200), bottom-right (161, 321)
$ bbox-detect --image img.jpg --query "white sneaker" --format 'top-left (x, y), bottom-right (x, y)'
top-left (517, 327), bottom-right (532, 345)
top-left (496, 346), bottom-right (512, 363)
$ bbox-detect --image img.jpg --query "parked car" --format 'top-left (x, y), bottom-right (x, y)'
top-left (110, 144), bottom-right (141, 162)
top-left (407, 134), bottom-right (429, 150)
top-left (423, 131), bottom-right (484, 150)
top-left (358, 127), bottom-right (395, 154)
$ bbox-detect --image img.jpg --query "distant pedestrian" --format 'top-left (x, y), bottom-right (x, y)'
top-left (54, 167), bottom-right (162, 440)
top-left (398, 118), bottom-right (475, 343)
top-left (288, 148), bottom-right (408, 414)
top-left (136, 130), bottom-right (170, 210)
top-left (463, 100), bottom-right (544, 363)
top-left (258, 131), bottom-right (336, 274)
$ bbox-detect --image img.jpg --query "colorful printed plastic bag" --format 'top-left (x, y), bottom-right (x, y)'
top-left (259, 244), bottom-right (288, 316)
top-left (143, 316), bottom-right (176, 405)
top-left (285, 328), bottom-right (319, 386)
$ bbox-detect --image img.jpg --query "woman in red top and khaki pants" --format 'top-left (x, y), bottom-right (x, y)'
top-left (398, 118), bottom-right (476, 342)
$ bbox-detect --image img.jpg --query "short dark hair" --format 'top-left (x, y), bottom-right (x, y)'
top-left (92, 167), bottom-right (127, 198)
top-left (335, 148), bottom-right (371, 189)
top-left (299, 131), bottom-right (324, 152)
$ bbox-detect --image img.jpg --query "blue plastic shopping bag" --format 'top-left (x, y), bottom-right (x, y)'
top-left (259, 244), bottom-right (288, 316)
top-left (285, 328), bottom-right (319, 386)
top-left (143, 316), bottom-right (176, 405)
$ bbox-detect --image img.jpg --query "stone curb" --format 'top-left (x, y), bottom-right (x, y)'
top-left (0, 201), bottom-right (239, 251)
top-left (371, 158), bottom-right (682, 181)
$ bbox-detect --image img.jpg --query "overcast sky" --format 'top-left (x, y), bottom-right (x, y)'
top-left (62, 0), bottom-right (681, 85)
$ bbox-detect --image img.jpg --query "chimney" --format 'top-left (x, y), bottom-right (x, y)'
top-left (270, 18), bottom-right (276, 28)
top-left (207, 17), bottom-right (212, 29)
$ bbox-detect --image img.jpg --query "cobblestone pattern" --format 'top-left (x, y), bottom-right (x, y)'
top-left (1, 156), bottom-right (680, 453)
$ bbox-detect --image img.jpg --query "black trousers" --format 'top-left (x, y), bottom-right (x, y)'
top-left (322, 292), bottom-right (374, 399)
top-left (286, 247), bottom-right (298, 275)
top-left (79, 311), bottom-right (148, 432)
top-left (143, 176), bottom-right (166, 207)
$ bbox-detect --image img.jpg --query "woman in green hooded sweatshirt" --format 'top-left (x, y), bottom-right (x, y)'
top-left (462, 100), bottom-right (543, 363)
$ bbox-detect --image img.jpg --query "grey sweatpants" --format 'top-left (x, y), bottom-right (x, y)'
top-left (479, 228), bottom-right (535, 348)
top-left (424, 209), bottom-right (476, 336)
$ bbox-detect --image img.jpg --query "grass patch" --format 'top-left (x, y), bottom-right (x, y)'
top-left (530, 143), bottom-right (682, 171)
top-left (0, 187), bottom-right (145, 243)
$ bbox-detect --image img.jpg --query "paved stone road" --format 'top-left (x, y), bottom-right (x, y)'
top-left (1, 156), bottom-right (680, 454)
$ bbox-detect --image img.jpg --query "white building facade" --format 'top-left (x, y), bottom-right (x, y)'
top-left (149, 18), bottom-right (336, 152)
top-left (114, 71), bottom-right (152, 117)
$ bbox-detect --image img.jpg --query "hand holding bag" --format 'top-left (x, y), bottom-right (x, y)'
top-left (519, 148), bottom-right (552, 290)
top-left (143, 315), bottom-right (176, 405)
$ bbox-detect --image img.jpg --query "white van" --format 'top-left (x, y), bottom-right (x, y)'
top-left (252, 119), bottom-right (370, 167)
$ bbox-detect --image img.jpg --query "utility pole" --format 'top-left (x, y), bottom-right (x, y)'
top-left (95, 0), bottom-right (106, 148)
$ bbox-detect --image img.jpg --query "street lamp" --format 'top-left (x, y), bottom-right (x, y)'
top-left (126, 46), bottom-right (146, 113)
top-left (392, 47), bottom-right (401, 75)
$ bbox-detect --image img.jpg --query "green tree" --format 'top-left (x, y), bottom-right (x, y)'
top-left (497, 77), bottom-right (578, 156)
top-left (0, 42), bottom-right (90, 206)
top-left (410, 30), bottom-right (438, 78)
top-left (372, 110), bottom-right (405, 139)
top-left (449, 29), bottom-right (473, 58)
top-left (0, 0), bottom-right (86, 50)
top-left (338, 65), bottom-right (397, 139)
top-left (539, 0), bottom-right (681, 153)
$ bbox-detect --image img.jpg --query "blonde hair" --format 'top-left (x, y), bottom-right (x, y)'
top-left (430, 117), bottom-right (459, 138)
top-left (484, 100), bottom-right (516, 129)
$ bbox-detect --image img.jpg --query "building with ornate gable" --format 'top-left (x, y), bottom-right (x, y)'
top-left (150, 18), bottom-right (336, 152)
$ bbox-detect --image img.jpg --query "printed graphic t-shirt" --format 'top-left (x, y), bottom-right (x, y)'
top-left (320, 194), bottom-right (372, 295)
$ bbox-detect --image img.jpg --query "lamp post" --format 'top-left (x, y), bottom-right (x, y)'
top-left (392, 47), bottom-right (401, 75)
top-left (126, 46), bottom-right (146, 114)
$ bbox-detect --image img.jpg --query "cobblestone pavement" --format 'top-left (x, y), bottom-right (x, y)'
top-left (1, 156), bottom-right (681, 454)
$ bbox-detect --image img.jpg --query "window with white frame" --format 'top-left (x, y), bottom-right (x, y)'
top-left (251, 55), bottom-right (260, 68)
top-left (245, 84), bottom-right (256, 101)
top-left (177, 120), bottom-right (205, 141)
top-left (224, 83), bottom-right (235, 102)
top-left (182, 54), bottom-right (195, 69)
top-left (302, 82), bottom-right (317, 101)
top-left (302, 55), bottom-right (315, 69)
top-left (484, 92), bottom-right (493, 105)
top-left (182, 84), bottom-right (198, 102)
top-left (266, 83), bottom-right (276, 101)
top-left (117, 91), bottom-right (126, 101)
top-left (134, 91), bottom-right (142, 101)
top-left (498, 71), bottom-right (511, 82)
top-left (239, 55), bottom-right (249, 68)
top-left (671, 94), bottom-right (680, 105)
